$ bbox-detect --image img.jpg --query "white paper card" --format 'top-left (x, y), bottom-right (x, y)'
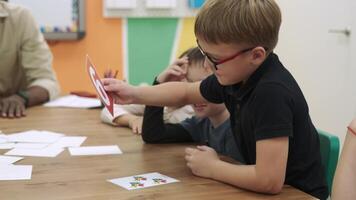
top-left (0, 165), bottom-right (32, 180)
top-left (5, 146), bottom-right (65, 158)
top-left (108, 172), bottom-right (179, 190)
top-left (68, 145), bottom-right (122, 156)
top-left (0, 143), bottom-right (16, 149)
top-left (48, 136), bottom-right (87, 148)
top-left (43, 95), bottom-right (101, 108)
top-left (0, 155), bottom-right (24, 165)
top-left (6, 130), bottom-right (63, 143)
top-left (14, 143), bottom-right (49, 149)
top-left (0, 134), bottom-right (8, 143)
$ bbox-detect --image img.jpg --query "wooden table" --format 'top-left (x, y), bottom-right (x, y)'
top-left (0, 106), bottom-right (316, 200)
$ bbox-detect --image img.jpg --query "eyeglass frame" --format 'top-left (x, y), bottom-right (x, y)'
top-left (196, 40), bottom-right (256, 71)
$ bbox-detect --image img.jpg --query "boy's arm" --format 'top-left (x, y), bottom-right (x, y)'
top-left (214, 137), bottom-right (288, 194)
top-left (142, 104), bottom-right (193, 143)
top-left (186, 137), bottom-right (288, 194)
top-left (135, 81), bottom-right (208, 106)
top-left (103, 79), bottom-right (207, 107)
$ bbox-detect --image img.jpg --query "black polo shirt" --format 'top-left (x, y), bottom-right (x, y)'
top-left (200, 53), bottom-right (328, 199)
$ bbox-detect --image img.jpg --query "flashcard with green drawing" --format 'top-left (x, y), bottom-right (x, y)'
top-left (108, 172), bottom-right (179, 190)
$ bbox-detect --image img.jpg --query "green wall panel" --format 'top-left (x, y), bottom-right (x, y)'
top-left (127, 18), bottom-right (178, 85)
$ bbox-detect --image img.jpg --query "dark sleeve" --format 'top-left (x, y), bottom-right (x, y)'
top-left (250, 83), bottom-right (294, 141)
top-left (141, 78), bottom-right (194, 144)
top-left (200, 74), bottom-right (225, 104)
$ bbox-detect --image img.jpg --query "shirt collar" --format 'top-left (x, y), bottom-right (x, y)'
top-left (226, 52), bottom-right (277, 100)
top-left (0, 3), bottom-right (9, 18)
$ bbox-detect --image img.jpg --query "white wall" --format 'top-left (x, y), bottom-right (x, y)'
top-left (352, 0), bottom-right (356, 118)
top-left (275, 0), bottom-right (356, 147)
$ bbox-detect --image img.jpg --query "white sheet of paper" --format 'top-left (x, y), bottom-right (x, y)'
top-left (14, 143), bottom-right (49, 149)
top-left (0, 143), bottom-right (15, 149)
top-left (48, 136), bottom-right (87, 148)
top-left (68, 145), bottom-right (122, 156)
top-left (43, 95), bottom-right (101, 108)
top-left (0, 134), bottom-right (8, 143)
top-left (0, 165), bottom-right (32, 180)
top-left (6, 130), bottom-right (63, 143)
top-left (5, 146), bottom-right (65, 158)
top-left (0, 155), bottom-right (24, 165)
top-left (108, 172), bottom-right (179, 190)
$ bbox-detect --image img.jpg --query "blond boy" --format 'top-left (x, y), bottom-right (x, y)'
top-left (102, 0), bottom-right (328, 199)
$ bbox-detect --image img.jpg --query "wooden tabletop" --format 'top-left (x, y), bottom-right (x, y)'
top-left (0, 106), bottom-right (316, 200)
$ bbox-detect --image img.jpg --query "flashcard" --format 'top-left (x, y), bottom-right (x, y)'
top-left (0, 165), bottom-right (32, 180)
top-left (108, 172), bottom-right (179, 190)
top-left (68, 145), bottom-right (122, 156)
top-left (0, 155), bottom-right (24, 165)
top-left (86, 55), bottom-right (114, 116)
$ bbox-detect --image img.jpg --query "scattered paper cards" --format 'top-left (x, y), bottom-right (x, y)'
top-left (44, 95), bottom-right (101, 108)
top-left (0, 134), bottom-right (7, 143)
top-left (0, 131), bottom-right (87, 158)
top-left (0, 130), bottom-right (124, 181)
top-left (5, 146), bottom-right (65, 158)
top-left (5, 130), bottom-right (63, 143)
top-left (0, 165), bottom-right (32, 181)
top-left (0, 156), bottom-right (30, 181)
top-left (108, 172), bottom-right (179, 190)
top-left (68, 145), bottom-right (122, 156)
top-left (0, 155), bottom-right (23, 165)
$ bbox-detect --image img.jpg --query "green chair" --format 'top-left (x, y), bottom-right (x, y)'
top-left (317, 129), bottom-right (340, 193)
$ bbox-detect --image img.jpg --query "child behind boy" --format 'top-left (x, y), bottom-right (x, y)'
top-left (102, 0), bottom-right (328, 199)
top-left (142, 47), bottom-right (243, 162)
top-left (100, 50), bottom-right (194, 134)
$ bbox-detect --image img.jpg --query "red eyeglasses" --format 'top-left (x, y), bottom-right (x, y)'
top-left (197, 40), bottom-right (254, 71)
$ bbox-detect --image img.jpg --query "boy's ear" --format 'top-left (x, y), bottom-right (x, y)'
top-left (250, 47), bottom-right (267, 65)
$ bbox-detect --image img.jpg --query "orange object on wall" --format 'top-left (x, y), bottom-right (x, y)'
top-left (49, 0), bottom-right (123, 94)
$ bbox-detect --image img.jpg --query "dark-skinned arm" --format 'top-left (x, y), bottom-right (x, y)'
top-left (0, 86), bottom-right (49, 118)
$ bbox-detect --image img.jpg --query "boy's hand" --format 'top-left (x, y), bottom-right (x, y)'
top-left (157, 57), bottom-right (188, 83)
top-left (102, 78), bottom-right (136, 104)
top-left (185, 145), bottom-right (220, 178)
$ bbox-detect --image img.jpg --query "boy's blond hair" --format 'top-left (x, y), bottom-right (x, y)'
top-left (195, 0), bottom-right (281, 52)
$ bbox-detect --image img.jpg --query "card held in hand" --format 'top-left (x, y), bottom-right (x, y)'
top-left (86, 55), bottom-right (114, 116)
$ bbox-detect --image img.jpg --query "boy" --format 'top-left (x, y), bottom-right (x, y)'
top-left (142, 47), bottom-right (243, 162)
top-left (102, 0), bottom-right (328, 199)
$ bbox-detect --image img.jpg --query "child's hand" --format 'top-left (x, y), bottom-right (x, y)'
top-left (156, 57), bottom-right (188, 83)
top-left (103, 69), bottom-right (118, 78)
top-left (185, 146), bottom-right (220, 178)
top-left (102, 78), bottom-right (136, 104)
top-left (128, 116), bottom-right (143, 135)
